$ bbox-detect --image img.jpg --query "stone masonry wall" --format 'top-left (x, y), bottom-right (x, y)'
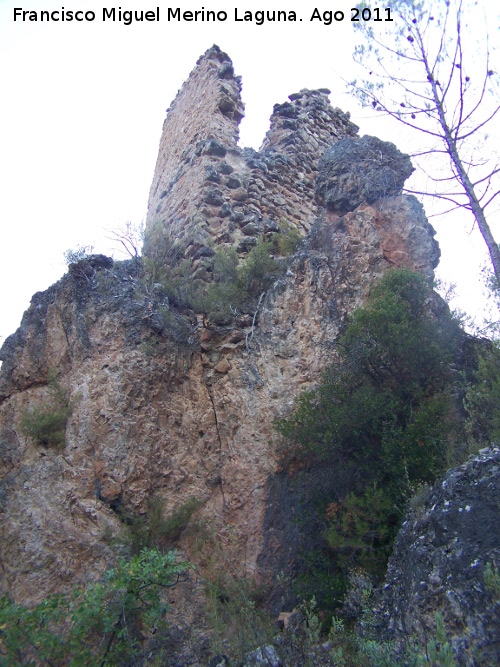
top-left (144, 47), bottom-right (359, 264)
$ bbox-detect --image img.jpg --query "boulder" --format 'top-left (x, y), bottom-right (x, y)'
top-left (374, 447), bottom-right (500, 666)
top-left (316, 135), bottom-right (414, 213)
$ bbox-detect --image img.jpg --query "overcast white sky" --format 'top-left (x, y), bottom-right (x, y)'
top-left (0, 0), bottom-right (499, 342)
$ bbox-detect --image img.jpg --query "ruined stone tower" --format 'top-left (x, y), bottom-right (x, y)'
top-left (0, 46), bottom-right (439, 609)
top-left (144, 45), bottom-right (359, 262)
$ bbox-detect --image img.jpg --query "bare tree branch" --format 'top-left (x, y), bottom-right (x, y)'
top-left (351, 0), bottom-right (500, 283)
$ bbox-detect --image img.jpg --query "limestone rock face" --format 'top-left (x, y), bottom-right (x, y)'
top-left (0, 46), bottom-right (439, 606)
top-left (375, 448), bottom-right (500, 666)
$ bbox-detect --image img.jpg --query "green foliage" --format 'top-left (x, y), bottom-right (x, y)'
top-left (274, 219), bottom-right (302, 257)
top-left (201, 238), bottom-right (279, 319)
top-left (142, 217), bottom-right (185, 273)
top-left (323, 589), bottom-right (455, 667)
top-left (464, 344), bottom-right (500, 445)
top-left (484, 561), bottom-right (500, 599)
top-left (417, 613), bottom-right (457, 667)
top-left (205, 574), bottom-right (273, 661)
top-left (277, 269), bottom-right (462, 585)
top-left (20, 373), bottom-right (72, 448)
top-left (153, 257), bottom-right (201, 308)
top-left (212, 245), bottom-right (239, 283)
top-left (122, 497), bottom-right (202, 554)
top-left (278, 269), bottom-right (461, 475)
top-left (237, 238), bottom-right (280, 297)
top-left (200, 278), bottom-right (245, 323)
top-left (20, 406), bottom-right (70, 448)
top-left (279, 593), bottom-right (415, 667)
top-left (142, 236), bottom-right (279, 323)
top-left (293, 553), bottom-right (346, 617)
top-left (328, 615), bottom-right (349, 667)
top-left (280, 271), bottom-right (459, 468)
top-left (0, 548), bottom-right (188, 666)
top-left (408, 483), bottom-right (431, 514)
top-left (281, 271), bottom-right (457, 448)
top-left (301, 597), bottom-right (322, 646)
top-left (140, 334), bottom-right (161, 356)
top-left (182, 517), bottom-right (274, 662)
top-left (142, 255), bottom-right (168, 292)
top-left (325, 487), bottom-right (398, 576)
top-left (153, 306), bottom-right (194, 344)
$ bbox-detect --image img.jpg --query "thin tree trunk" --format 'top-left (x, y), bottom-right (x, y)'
top-left (425, 62), bottom-right (500, 284)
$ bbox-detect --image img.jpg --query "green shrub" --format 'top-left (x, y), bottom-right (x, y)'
top-left (125, 497), bottom-right (202, 553)
top-left (277, 269), bottom-right (462, 480)
top-left (20, 406), bottom-right (70, 448)
top-left (239, 237), bottom-right (280, 297)
top-left (274, 219), bottom-right (302, 256)
top-left (325, 486), bottom-right (399, 577)
top-left (275, 593), bottom-right (415, 667)
top-left (277, 269), bottom-right (463, 590)
top-left (212, 245), bottom-right (239, 282)
top-left (464, 343), bottom-right (500, 445)
top-left (164, 258), bottom-right (203, 307)
top-left (148, 497), bottom-right (202, 546)
top-left (417, 613), bottom-right (457, 667)
top-left (205, 573), bottom-right (273, 662)
top-left (0, 548), bottom-right (189, 666)
top-left (199, 279), bottom-right (245, 322)
top-left (140, 335), bottom-right (161, 356)
top-left (20, 373), bottom-right (72, 448)
top-left (293, 549), bottom-right (348, 615)
top-left (198, 238), bottom-right (279, 318)
top-left (484, 561), bottom-right (500, 598)
top-left (143, 237), bottom-right (280, 323)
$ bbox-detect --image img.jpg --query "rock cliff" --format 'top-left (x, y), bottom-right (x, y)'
top-left (0, 46), bottom-right (439, 612)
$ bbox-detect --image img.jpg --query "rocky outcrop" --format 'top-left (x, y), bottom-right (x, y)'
top-left (0, 46), bottom-right (439, 609)
top-left (316, 135), bottom-right (414, 213)
top-left (374, 447), bottom-right (500, 666)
